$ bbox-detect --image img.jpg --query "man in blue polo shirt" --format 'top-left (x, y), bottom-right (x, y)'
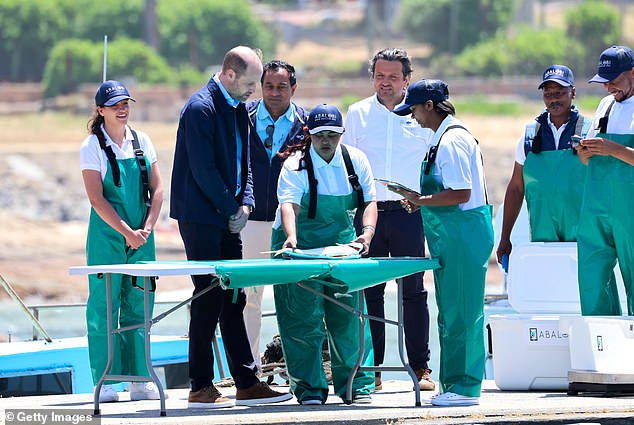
top-left (242, 60), bottom-right (308, 373)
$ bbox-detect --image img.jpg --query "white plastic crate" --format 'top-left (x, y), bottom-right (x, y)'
top-left (560, 316), bottom-right (634, 374)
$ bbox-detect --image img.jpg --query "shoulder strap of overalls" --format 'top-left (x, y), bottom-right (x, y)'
top-left (598, 99), bottom-right (616, 134)
top-left (424, 124), bottom-right (478, 175)
top-left (425, 124), bottom-right (488, 204)
top-left (531, 122), bottom-right (543, 154)
top-left (130, 129), bottom-right (151, 209)
top-left (303, 148), bottom-right (319, 219)
top-left (96, 130), bottom-right (121, 187)
top-left (340, 144), bottom-right (364, 211)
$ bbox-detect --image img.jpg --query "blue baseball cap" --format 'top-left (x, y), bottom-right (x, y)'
top-left (307, 104), bottom-right (344, 134)
top-left (95, 80), bottom-right (136, 106)
top-left (539, 65), bottom-right (574, 89)
top-left (393, 79), bottom-right (449, 116)
top-left (588, 45), bottom-right (634, 84)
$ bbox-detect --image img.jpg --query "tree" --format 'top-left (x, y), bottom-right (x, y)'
top-left (396, 0), bottom-right (517, 55)
top-left (71, 0), bottom-right (145, 43)
top-left (566, 0), bottom-right (621, 78)
top-left (0, 0), bottom-right (72, 81)
top-left (157, 0), bottom-right (275, 71)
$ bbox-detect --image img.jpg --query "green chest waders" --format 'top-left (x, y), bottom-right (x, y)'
top-left (523, 149), bottom-right (586, 242)
top-left (272, 192), bottom-right (374, 402)
top-left (577, 133), bottom-right (634, 316)
top-left (419, 159), bottom-right (493, 397)
top-left (86, 156), bottom-right (155, 384)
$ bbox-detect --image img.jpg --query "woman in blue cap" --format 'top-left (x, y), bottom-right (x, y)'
top-left (272, 104), bottom-right (377, 405)
top-left (80, 80), bottom-right (164, 402)
top-left (390, 80), bottom-right (493, 406)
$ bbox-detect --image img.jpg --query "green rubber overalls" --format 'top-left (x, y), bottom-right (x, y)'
top-left (272, 192), bottom-right (374, 402)
top-left (86, 152), bottom-right (154, 384)
top-left (577, 133), bottom-right (634, 316)
top-left (419, 157), bottom-right (493, 398)
top-left (523, 149), bottom-right (586, 242)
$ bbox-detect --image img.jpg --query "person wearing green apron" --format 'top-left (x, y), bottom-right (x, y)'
top-left (497, 65), bottom-right (591, 265)
top-left (272, 104), bottom-right (377, 405)
top-left (80, 81), bottom-right (164, 402)
top-left (576, 45), bottom-right (634, 316)
top-left (392, 80), bottom-right (493, 407)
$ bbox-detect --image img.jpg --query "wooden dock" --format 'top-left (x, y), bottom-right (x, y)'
top-left (2, 379), bottom-right (634, 425)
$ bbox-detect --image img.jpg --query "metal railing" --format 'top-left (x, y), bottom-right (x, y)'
top-left (22, 301), bottom-right (278, 380)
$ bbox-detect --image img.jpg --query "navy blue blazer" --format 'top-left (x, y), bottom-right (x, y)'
top-left (170, 76), bottom-right (254, 228)
top-left (246, 99), bottom-right (307, 222)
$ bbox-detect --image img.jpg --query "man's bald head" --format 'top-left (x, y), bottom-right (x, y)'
top-left (218, 46), bottom-right (263, 102)
top-left (222, 46), bottom-right (263, 77)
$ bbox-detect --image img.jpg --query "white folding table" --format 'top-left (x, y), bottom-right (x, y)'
top-left (69, 263), bottom-right (216, 416)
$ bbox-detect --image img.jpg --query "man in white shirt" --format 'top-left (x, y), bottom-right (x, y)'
top-left (342, 48), bottom-right (435, 391)
top-left (576, 45), bottom-right (634, 316)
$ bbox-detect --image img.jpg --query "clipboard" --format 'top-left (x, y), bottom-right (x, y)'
top-left (375, 178), bottom-right (421, 196)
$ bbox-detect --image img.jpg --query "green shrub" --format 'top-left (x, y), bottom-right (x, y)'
top-left (42, 39), bottom-right (100, 98)
top-left (105, 37), bottom-right (173, 84)
top-left (43, 37), bottom-right (173, 98)
top-left (450, 26), bottom-right (585, 77)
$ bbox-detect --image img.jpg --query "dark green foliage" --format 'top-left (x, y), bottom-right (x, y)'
top-left (157, 0), bottom-right (275, 71)
top-left (1, 0), bottom-right (274, 87)
top-left (445, 26), bottom-right (585, 78)
top-left (42, 38), bottom-right (173, 98)
top-left (397, 0), bottom-right (517, 54)
top-left (71, 0), bottom-right (145, 42)
top-left (566, 0), bottom-right (621, 77)
top-left (0, 0), bottom-right (72, 81)
top-left (42, 39), bottom-right (99, 98)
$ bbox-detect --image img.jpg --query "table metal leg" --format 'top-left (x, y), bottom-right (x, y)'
top-left (397, 279), bottom-right (421, 406)
top-left (143, 277), bottom-right (166, 416)
top-left (93, 273), bottom-right (115, 415)
top-left (345, 292), bottom-right (365, 404)
top-left (296, 279), bottom-right (422, 407)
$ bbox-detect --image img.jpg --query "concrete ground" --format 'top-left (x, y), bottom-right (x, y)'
top-left (2, 380), bottom-right (634, 425)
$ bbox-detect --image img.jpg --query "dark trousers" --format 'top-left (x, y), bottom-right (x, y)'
top-left (178, 221), bottom-right (258, 391)
top-left (355, 203), bottom-right (430, 372)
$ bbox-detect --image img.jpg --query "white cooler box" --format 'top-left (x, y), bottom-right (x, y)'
top-left (507, 242), bottom-right (628, 314)
top-left (488, 314), bottom-right (570, 390)
top-left (560, 316), bottom-right (634, 374)
top-left (487, 242), bottom-right (627, 390)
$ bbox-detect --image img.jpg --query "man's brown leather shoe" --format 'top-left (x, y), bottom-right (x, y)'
top-left (188, 385), bottom-right (234, 409)
top-left (415, 368), bottom-right (436, 391)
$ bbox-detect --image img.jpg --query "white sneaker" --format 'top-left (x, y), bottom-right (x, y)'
top-left (98, 384), bottom-right (119, 403)
top-left (130, 382), bottom-right (162, 401)
top-left (430, 392), bottom-right (479, 406)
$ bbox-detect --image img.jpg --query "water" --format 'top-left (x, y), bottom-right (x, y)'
top-left (0, 283), bottom-right (441, 381)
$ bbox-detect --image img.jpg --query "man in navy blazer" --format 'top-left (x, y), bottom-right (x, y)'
top-left (171, 46), bottom-right (292, 409)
